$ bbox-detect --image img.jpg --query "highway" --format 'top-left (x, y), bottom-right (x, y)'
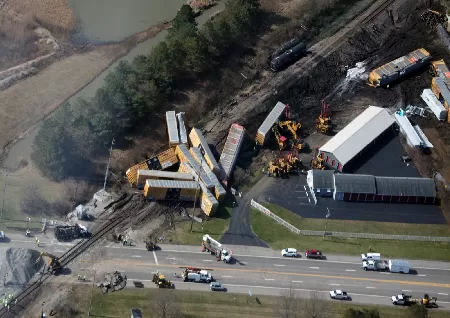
top-left (3, 232), bottom-right (450, 310)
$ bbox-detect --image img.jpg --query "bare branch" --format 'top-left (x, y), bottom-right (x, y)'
top-left (278, 287), bottom-right (302, 318)
top-left (301, 289), bottom-right (327, 318)
top-left (149, 291), bottom-right (182, 318)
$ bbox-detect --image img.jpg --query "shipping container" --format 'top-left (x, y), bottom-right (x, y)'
top-left (166, 111), bottom-right (180, 148)
top-left (175, 145), bottom-right (214, 188)
top-left (256, 101), bottom-right (286, 145)
top-left (125, 148), bottom-right (179, 186)
top-left (420, 88), bottom-right (448, 121)
top-left (270, 37), bottom-right (301, 60)
top-left (196, 176), bottom-right (219, 216)
top-left (190, 147), bottom-right (226, 201)
top-left (432, 77), bottom-right (450, 122)
top-left (270, 42), bottom-right (307, 72)
top-left (177, 112), bottom-right (188, 145)
top-left (136, 170), bottom-right (194, 190)
top-left (430, 59), bottom-right (450, 84)
top-left (188, 128), bottom-right (220, 175)
top-left (368, 48), bottom-right (432, 87)
top-left (437, 24), bottom-right (450, 52)
top-left (144, 179), bottom-right (199, 201)
top-left (219, 123), bottom-right (245, 181)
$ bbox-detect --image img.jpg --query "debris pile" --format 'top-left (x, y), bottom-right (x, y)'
top-left (0, 248), bottom-right (42, 296)
top-left (96, 271), bottom-right (127, 294)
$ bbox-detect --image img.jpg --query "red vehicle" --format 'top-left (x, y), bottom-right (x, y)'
top-left (305, 249), bottom-right (324, 259)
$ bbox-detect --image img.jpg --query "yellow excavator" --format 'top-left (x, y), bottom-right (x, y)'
top-left (268, 161), bottom-right (280, 177)
top-left (279, 121), bottom-right (302, 140)
top-left (286, 153), bottom-right (300, 170)
top-left (272, 126), bottom-right (287, 150)
top-left (310, 148), bottom-right (325, 170)
top-left (35, 252), bottom-right (62, 274)
top-left (316, 100), bottom-right (331, 134)
top-left (278, 158), bottom-right (292, 176)
top-left (152, 273), bottom-right (174, 288)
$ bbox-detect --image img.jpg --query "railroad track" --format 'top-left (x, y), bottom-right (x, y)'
top-left (0, 195), bottom-right (137, 317)
top-left (361, 0), bottom-right (397, 25)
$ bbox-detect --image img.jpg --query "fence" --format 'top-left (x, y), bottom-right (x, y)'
top-left (250, 199), bottom-right (450, 243)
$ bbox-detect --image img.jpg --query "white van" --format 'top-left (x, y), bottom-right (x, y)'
top-left (361, 253), bottom-right (381, 261)
top-left (389, 260), bottom-right (410, 274)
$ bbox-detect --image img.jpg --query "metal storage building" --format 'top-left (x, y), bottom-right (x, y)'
top-left (306, 170), bottom-right (335, 197)
top-left (144, 179), bottom-right (198, 201)
top-left (136, 170), bottom-right (194, 190)
top-left (176, 112), bottom-right (188, 145)
top-left (166, 111), bottom-right (180, 147)
top-left (333, 174), bottom-right (436, 204)
top-left (394, 111), bottom-right (433, 149)
top-left (189, 147), bottom-right (226, 201)
top-left (256, 101), bottom-right (286, 145)
top-left (188, 128), bottom-right (220, 175)
top-left (125, 148), bottom-right (179, 186)
top-left (374, 176), bottom-right (436, 204)
top-left (333, 174), bottom-right (377, 201)
top-left (219, 123), bottom-right (245, 182)
top-left (318, 106), bottom-right (395, 172)
top-left (420, 88), bottom-right (448, 121)
top-left (368, 48), bottom-right (432, 87)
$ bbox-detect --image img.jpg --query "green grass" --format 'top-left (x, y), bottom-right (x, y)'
top-left (0, 166), bottom-right (62, 232)
top-left (250, 209), bottom-right (450, 261)
top-left (78, 287), bottom-right (450, 318)
top-left (164, 194), bottom-right (234, 245)
top-left (262, 202), bottom-right (450, 237)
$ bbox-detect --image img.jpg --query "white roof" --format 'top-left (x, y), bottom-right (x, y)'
top-left (177, 113), bottom-right (188, 144)
top-left (166, 111), bottom-right (179, 144)
top-left (394, 112), bottom-right (433, 148)
top-left (319, 106), bottom-right (394, 165)
top-left (257, 101), bottom-right (286, 136)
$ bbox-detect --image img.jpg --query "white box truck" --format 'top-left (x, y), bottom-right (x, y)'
top-left (361, 253), bottom-right (381, 261)
top-left (389, 260), bottom-right (410, 274)
top-left (183, 270), bottom-right (213, 283)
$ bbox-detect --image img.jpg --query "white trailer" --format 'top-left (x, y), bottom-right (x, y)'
top-left (421, 88), bottom-right (448, 121)
top-left (202, 234), bottom-right (232, 263)
top-left (389, 260), bottom-right (410, 274)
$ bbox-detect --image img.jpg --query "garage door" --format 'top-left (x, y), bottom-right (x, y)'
top-left (358, 193), bottom-right (367, 201)
top-left (417, 196), bottom-right (425, 204)
top-left (366, 193), bottom-right (374, 201)
top-left (399, 196), bottom-right (407, 203)
top-left (343, 193), bottom-right (351, 200)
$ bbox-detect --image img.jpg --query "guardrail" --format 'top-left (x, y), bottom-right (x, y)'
top-left (251, 199), bottom-right (450, 243)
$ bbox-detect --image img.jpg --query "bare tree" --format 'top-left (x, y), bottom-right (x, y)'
top-left (21, 184), bottom-right (50, 217)
top-left (278, 288), bottom-right (303, 318)
top-left (149, 291), bottom-right (182, 318)
top-left (301, 290), bottom-right (327, 318)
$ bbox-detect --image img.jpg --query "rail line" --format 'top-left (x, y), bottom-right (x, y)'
top-left (361, 0), bottom-right (397, 25)
top-left (0, 195), bottom-right (136, 317)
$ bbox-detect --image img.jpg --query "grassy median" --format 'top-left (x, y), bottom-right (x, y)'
top-left (62, 286), bottom-right (450, 318)
top-left (262, 202), bottom-right (450, 237)
top-left (250, 206), bottom-right (450, 261)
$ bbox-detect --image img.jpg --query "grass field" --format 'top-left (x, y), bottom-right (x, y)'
top-left (67, 287), bottom-right (450, 318)
top-left (0, 164), bottom-right (62, 232)
top-left (250, 208), bottom-right (450, 261)
top-left (262, 202), bottom-right (450, 237)
top-left (164, 194), bottom-right (234, 245)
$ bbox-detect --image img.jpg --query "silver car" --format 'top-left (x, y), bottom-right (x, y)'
top-left (210, 282), bottom-right (226, 291)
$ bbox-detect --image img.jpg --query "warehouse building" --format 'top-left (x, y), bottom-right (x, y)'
top-left (306, 170), bottom-right (335, 197)
top-left (333, 174), bottom-right (436, 204)
top-left (318, 106), bottom-right (395, 172)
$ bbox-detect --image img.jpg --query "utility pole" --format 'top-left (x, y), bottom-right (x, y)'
top-left (190, 157), bottom-right (203, 233)
top-left (88, 270), bottom-right (97, 316)
top-left (103, 138), bottom-right (115, 191)
top-left (1, 173), bottom-right (8, 220)
top-left (323, 208), bottom-right (331, 240)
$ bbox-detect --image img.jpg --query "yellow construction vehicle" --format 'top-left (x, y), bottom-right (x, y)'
top-left (278, 158), bottom-right (292, 176)
top-left (279, 120), bottom-right (302, 140)
top-left (293, 138), bottom-right (308, 151)
top-left (272, 126), bottom-right (287, 150)
top-left (35, 252), bottom-right (62, 274)
top-left (152, 273), bottom-right (174, 288)
top-left (316, 100), bottom-right (331, 134)
top-left (286, 153), bottom-right (300, 170)
top-left (268, 161), bottom-right (280, 177)
top-left (310, 148), bottom-right (325, 170)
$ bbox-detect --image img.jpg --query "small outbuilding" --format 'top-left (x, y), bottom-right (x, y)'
top-left (307, 170), bottom-right (335, 197)
top-left (374, 176), bottom-right (436, 204)
top-left (333, 174), bottom-right (376, 201)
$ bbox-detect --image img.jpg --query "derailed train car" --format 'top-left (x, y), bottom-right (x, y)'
top-left (269, 37), bottom-right (301, 60)
top-left (367, 48), bottom-right (432, 87)
top-left (270, 42), bottom-right (307, 72)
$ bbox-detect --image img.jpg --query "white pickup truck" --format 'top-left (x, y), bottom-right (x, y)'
top-left (329, 290), bottom-right (349, 300)
top-left (362, 260), bottom-right (388, 271)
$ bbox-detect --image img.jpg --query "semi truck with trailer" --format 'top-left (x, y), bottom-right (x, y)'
top-left (392, 293), bottom-right (438, 307)
top-left (54, 224), bottom-right (89, 241)
top-left (202, 234), bottom-right (232, 263)
top-left (363, 259), bottom-right (410, 273)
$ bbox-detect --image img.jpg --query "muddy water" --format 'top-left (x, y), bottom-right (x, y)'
top-left (2, 1), bottom-right (225, 170)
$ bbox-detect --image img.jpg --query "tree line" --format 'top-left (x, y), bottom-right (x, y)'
top-left (32, 0), bottom-right (260, 180)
